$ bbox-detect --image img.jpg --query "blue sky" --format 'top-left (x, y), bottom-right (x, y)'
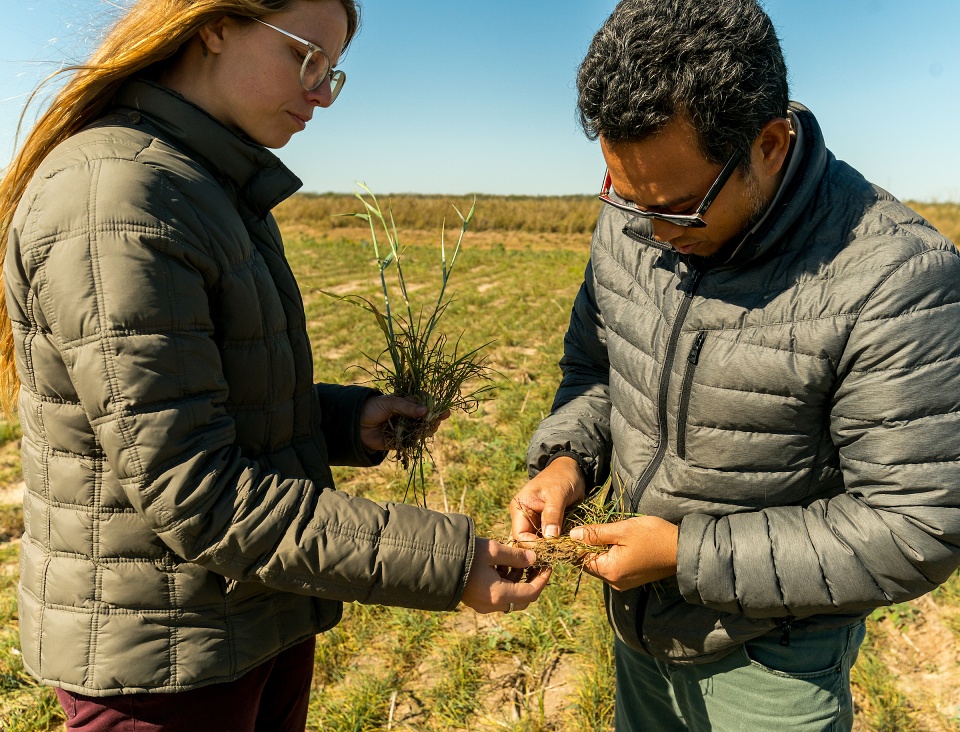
top-left (1, 1), bottom-right (957, 201)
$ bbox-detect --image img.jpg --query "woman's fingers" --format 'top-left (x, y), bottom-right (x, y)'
top-left (462, 539), bottom-right (551, 614)
top-left (484, 540), bottom-right (537, 569)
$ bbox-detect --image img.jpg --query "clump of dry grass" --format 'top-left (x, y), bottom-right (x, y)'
top-left (327, 184), bottom-right (496, 506)
top-left (511, 490), bottom-right (634, 569)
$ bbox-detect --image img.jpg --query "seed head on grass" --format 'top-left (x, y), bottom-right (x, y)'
top-left (326, 183), bottom-right (496, 507)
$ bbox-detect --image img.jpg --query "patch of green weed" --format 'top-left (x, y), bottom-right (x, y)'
top-left (869, 602), bottom-right (921, 629)
top-left (851, 624), bottom-right (924, 732)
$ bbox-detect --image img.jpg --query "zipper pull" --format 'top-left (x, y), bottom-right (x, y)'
top-left (687, 331), bottom-right (706, 365)
top-left (778, 616), bottom-right (795, 647)
top-left (679, 268), bottom-right (704, 295)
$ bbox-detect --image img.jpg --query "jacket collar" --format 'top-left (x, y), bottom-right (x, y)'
top-left (621, 102), bottom-right (829, 271)
top-left (712, 102), bottom-right (828, 269)
top-left (112, 79), bottom-right (303, 217)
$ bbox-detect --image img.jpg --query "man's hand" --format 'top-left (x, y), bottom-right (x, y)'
top-left (510, 456), bottom-right (587, 542)
top-left (359, 395), bottom-right (449, 452)
top-left (570, 516), bottom-right (679, 591)
top-left (461, 539), bottom-right (551, 613)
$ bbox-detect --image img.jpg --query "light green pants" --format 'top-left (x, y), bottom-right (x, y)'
top-left (614, 621), bottom-right (866, 732)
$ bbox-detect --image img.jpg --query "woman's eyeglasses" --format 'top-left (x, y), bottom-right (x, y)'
top-left (254, 18), bottom-right (346, 101)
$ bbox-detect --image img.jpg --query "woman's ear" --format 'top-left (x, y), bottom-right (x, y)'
top-left (197, 16), bottom-right (228, 55)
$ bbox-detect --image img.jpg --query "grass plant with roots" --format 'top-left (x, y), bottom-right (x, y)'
top-left (329, 183), bottom-right (496, 506)
top-left (512, 483), bottom-right (659, 600)
top-left (513, 481), bottom-right (637, 569)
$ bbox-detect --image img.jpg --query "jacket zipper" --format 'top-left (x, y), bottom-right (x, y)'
top-left (676, 331), bottom-right (706, 460)
top-left (778, 615), bottom-right (795, 647)
top-left (631, 268), bottom-right (704, 513)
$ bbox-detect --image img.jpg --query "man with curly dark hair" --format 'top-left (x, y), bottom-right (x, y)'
top-left (512, 1), bottom-right (960, 729)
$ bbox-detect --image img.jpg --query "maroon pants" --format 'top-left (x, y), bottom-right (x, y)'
top-left (56, 636), bottom-right (316, 732)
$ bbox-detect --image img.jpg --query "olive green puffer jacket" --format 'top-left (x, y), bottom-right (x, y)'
top-left (5, 79), bottom-right (474, 695)
top-left (528, 103), bottom-right (960, 663)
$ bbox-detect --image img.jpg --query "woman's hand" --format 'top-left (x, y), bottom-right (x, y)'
top-left (359, 394), bottom-right (449, 452)
top-left (461, 539), bottom-right (551, 614)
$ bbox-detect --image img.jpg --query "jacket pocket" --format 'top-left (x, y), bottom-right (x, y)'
top-left (677, 331), bottom-right (706, 460)
top-left (604, 584), bottom-right (649, 653)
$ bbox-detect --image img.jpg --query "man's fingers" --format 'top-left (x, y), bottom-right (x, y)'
top-left (576, 551), bottom-right (606, 581)
top-left (511, 520), bottom-right (539, 543)
top-left (540, 498), bottom-right (569, 539)
top-left (569, 522), bottom-right (622, 546)
top-left (510, 497), bottom-right (542, 539)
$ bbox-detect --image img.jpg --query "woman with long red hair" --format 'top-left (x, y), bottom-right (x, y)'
top-left (0, 2), bottom-right (547, 728)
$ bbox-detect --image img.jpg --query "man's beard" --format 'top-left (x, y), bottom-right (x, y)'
top-left (740, 167), bottom-right (771, 234)
top-left (699, 168), bottom-right (771, 265)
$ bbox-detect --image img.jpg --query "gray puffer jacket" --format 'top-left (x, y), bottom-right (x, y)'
top-left (528, 103), bottom-right (960, 663)
top-left (6, 79), bottom-right (474, 695)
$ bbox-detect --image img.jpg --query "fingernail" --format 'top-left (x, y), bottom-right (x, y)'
top-left (569, 527), bottom-right (583, 541)
top-left (544, 525), bottom-right (559, 538)
top-left (524, 550), bottom-right (537, 564)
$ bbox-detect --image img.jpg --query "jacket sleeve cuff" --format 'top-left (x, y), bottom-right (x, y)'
top-left (676, 513), bottom-right (713, 606)
top-left (543, 450), bottom-right (602, 495)
top-left (531, 447), bottom-right (600, 490)
top-left (314, 383), bottom-right (383, 467)
top-left (447, 514), bottom-right (477, 610)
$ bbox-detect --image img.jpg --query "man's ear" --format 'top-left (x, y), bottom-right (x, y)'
top-left (753, 117), bottom-right (792, 179)
top-left (197, 16), bottom-right (229, 55)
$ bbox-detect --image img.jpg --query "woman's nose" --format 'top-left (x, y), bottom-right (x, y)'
top-left (306, 79), bottom-right (334, 108)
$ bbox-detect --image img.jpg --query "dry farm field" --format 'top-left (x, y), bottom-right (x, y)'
top-left (0, 196), bottom-right (958, 731)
